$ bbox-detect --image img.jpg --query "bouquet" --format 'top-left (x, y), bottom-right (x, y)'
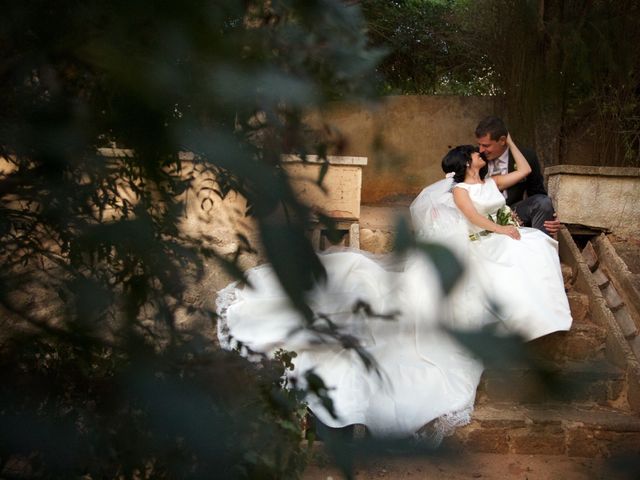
top-left (489, 205), bottom-right (522, 227)
top-left (470, 206), bottom-right (522, 241)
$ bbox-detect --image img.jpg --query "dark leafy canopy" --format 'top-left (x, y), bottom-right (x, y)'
top-left (459, 0), bottom-right (640, 166)
top-left (361, 0), bottom-right (640, 167)
top-left (360, 0), bottom-right (497, 95)
top-left (0, 1), bottom-right (384, 478)
top-left (361, 0), bottom-right (640, 166)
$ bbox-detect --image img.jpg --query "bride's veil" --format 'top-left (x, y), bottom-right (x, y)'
top-left (409, 174), bottom-right (467, 247)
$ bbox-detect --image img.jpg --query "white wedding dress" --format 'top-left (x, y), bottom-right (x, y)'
top-left (216, 177), bottom-right (572, 439)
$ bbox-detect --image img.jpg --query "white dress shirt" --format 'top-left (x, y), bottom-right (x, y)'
top-left (487, 148), bottom-right (510, 198)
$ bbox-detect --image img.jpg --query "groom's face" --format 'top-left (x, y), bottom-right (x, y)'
top-left (476, 134), bottom-right (507, 161)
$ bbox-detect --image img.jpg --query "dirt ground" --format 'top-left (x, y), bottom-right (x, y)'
top-left (303, 452), bottom-right (639, 480)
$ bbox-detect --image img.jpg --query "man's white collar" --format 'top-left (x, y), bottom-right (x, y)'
top-left (498, 147), bottom-right (509, 165)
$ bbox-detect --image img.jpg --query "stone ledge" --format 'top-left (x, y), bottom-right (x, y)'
top-left (96, 148), bottom-right (370, 167)
top-left (448, 403), bottom-right (640, 457)
top-left (526, 321), bottom-right (607, 363)
top-left (478, 360), bottom-right (626, 406)
top-left (281, 154), bottom-right (368, 166)
top-left (97, 148), bottom-right (199, 162)
top-left (97, 147), bottom-right (136, 158)
top-left (471, 403), bottom-right (640, 431)
top-left (546, 167), bottom-right (640, 237)
top-left (546, 165), bottom-right (640, 177)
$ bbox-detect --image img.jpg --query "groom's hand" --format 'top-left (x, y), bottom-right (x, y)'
top-left (544, 213), bottom-right (562, 238)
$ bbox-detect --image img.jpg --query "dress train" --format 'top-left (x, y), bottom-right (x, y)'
top-left (216, 177), bottom-right (572, 438)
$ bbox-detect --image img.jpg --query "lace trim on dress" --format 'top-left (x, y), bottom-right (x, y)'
top-left (416, 403), bottom-right (474, 446)
top-left (216, 282), bottom-right (267, 363)
top-left (215, 281), bottom-right (240, 351)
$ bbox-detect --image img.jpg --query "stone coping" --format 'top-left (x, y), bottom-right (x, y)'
top-left (545, 165), bottom-right (640, 177)
top-left (97, 147), bottom-right (136, 158)
top-left (281, 154), bottom-right (368, 166)
top-left (97, 148), bottom-right (228, 162)
top-left (97, 148), bottom-right (368, 166)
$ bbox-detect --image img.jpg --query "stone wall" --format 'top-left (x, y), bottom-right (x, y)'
top-left (181, 154), bottom-right (368, 257)
top-left (307, 95), bottom-right (498, 204)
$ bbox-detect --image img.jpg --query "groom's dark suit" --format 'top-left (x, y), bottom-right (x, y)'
top-left (503, 146), bottom-right (547, 207)
top-left (490, 146), bottom-right (553, 234)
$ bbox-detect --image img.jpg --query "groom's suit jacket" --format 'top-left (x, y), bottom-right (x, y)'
top-left (504, 146), bottom-right (547, 207)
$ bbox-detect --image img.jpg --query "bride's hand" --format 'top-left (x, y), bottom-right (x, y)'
top-left (506, 132), bottom-right (514, 147)
top-left (497, 225), bottom-right (521, 240)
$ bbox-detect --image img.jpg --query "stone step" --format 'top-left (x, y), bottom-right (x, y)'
top-left (598, 278), bottom-right (638, 338)
top-left (630, 335), bottom-right (640, 359)
top-left (592, 267), bottom-right (610, 289)
top-left (581, 241), bottom-right (599, 272)
top-left (602, 283), bottom-right (625, 311)
top-left (566, 290), bottom-right (589, 324)
top-left (613, 307), bottom-right (639, 339)
top-left (445, 403), bottom-right (640, 458)
top-left (526, 320), bottom-right (608, 363)
top-left (561, 263), bottom-right (574, 287)
top-left (476, 360), bottom-right (626, 408)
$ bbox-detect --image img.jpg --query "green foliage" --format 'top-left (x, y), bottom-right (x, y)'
top-left (0, 0), bottom-right (383, 477)
top-left (360, 0), bottom-right (497, 95)
top-left (0, 336), bottom-right (310, 478)
top-left (460, 0), bottom-right (640, 166)
top-left (361, 0), bottom-right (640, 166)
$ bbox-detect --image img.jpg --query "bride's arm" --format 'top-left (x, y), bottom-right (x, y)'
top-left (493, 134), bottom-right (532, 191)
top-left (452, 187), bottom-right (521, 240)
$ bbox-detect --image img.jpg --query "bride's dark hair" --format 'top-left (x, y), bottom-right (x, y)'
top-left (441, 145), bottom-right (487, 183)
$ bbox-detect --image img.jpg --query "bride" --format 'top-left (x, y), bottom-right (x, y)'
top-left (216, 135), bottom-right (572, 440)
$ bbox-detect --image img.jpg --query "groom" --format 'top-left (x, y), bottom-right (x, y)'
top-left (475, 116), bottom-right (561, 237)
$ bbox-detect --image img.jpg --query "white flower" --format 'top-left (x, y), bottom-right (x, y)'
top-left (489, 205), bottom-right (522, 227)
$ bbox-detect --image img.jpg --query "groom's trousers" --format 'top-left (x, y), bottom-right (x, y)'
top-left (513, 194), bottom-right (555, 236)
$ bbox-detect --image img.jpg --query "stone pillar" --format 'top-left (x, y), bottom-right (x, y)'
top-left (281, 154), bottom-right (367, 249)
